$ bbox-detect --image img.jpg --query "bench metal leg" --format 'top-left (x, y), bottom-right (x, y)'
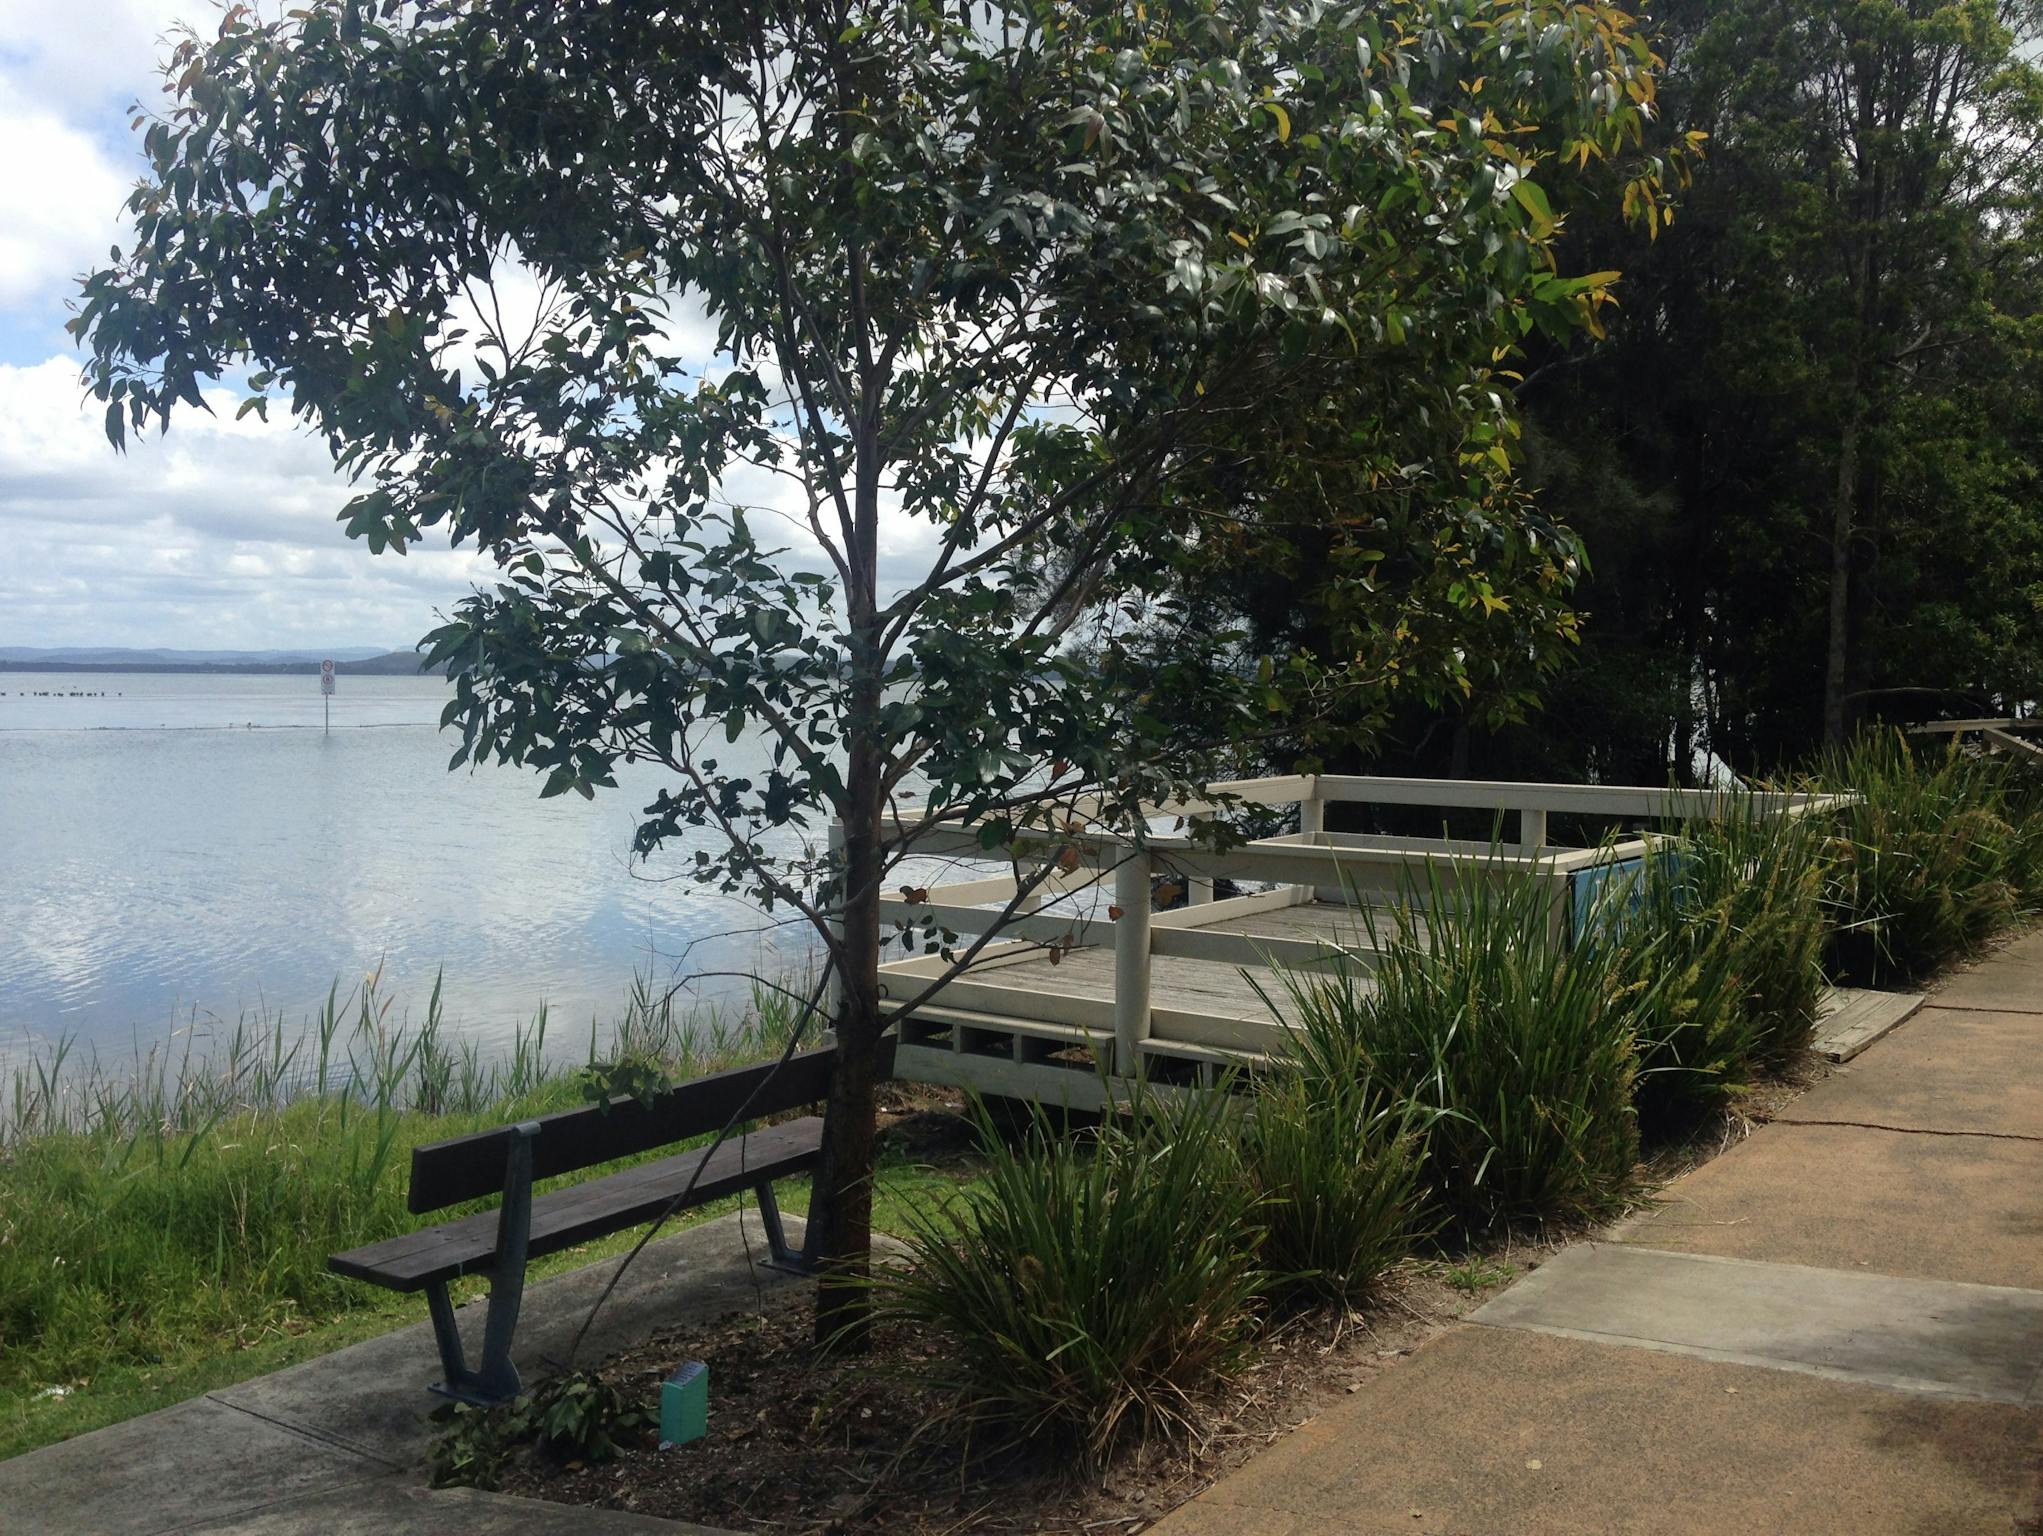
top-left (427, 1122), bottom-right (540, 1407)
top-left (754, 1180), bottom-right (811, 1273)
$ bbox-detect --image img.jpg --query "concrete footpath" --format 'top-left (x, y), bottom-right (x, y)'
top-left (1156, 933), bottom-right (2043, 1536)
top-left (0, 1211), bottom-right (801, 1534)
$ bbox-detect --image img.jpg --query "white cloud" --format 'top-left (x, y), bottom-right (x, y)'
top-left (0, 356), bottom-right (491, 649)
top-left (1, 0), bottom-right (198, 115)
top-left (0, 0), bottom-right (203, 312)
top-left (0, 3), bottom-right (966, 649)
top-left (0, 107), bottom-right (133, 311)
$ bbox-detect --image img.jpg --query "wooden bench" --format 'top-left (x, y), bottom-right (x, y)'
top-left (329, 1041), bottom-right (884, 1405)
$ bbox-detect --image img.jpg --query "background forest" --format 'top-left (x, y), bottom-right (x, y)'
top-left (1216, 0), bottom-right (2043, 785)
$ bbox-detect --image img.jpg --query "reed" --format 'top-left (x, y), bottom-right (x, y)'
top-left (0, 969), bottom-right (799, 1426)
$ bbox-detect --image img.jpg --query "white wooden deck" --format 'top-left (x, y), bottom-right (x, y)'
top-left (865, 772), bottom-right (1849, 1106)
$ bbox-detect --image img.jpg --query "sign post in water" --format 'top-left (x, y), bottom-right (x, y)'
top-left (320, 658), bottom-right (335, 735)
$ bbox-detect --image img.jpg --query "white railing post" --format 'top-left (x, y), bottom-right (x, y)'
top-left (1519, 806), bottom-right (1549, 858)
top-left (1297, 776), bottom-right (1329, 902)
top-left (1113, 846), bottom-right (1153, 1077)
top-left (1298, 777), bottom-right (1326, 839)
top-left (1187, 811), bottom-right (1214, 905)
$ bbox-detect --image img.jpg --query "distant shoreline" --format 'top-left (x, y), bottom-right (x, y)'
top-left (0, 656), bottom-right (443, 678)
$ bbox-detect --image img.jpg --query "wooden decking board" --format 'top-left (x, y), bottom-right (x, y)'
top-left (1812, 988), bottom-right (1925, 1063)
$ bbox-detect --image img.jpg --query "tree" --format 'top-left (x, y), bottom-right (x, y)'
top-left (76, 0), bottom-right (1664, 1339)
top-left (1514, 1), bottom-right (2043, 772)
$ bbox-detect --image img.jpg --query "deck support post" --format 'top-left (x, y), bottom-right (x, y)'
top-left (1519, 806), bottom-right (1548, 858)
top-left (1113, 847), bottom-right (1153, 1078)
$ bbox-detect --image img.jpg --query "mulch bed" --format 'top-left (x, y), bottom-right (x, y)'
top-left (493, 1260), bottom-right (1519, 1533)
top-left (490, 1066), bottom-right (1825, 1533)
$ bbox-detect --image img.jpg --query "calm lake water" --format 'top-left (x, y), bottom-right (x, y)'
top-left (0, 672), bottom-right (831, 1065)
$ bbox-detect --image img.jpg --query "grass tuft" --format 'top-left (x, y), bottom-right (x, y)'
top-left (1278, 864), bottom-right (1642, 1240)
top-left (1815, 731), bottom-right (2037, 985)
top-left (870, 1088), bottom-right (1266, 1471)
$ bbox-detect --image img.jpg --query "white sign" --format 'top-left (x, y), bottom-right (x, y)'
top-left (320, 659), bottom-right (336, 697)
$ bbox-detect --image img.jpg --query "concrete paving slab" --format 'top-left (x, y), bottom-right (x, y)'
top-left (1472, 1244), bottom-right (2043, 1403)
top-left (1613, 1122), bottom-right (2043, 1290)
top-left (213, 1207), bottom-right (811, 1467)
top-left (178, 1481), bottom-right (733, 1534)
top-left (1931, 951), bottom-right (2043, 1013)
top-left (1988, 926), bottom-right (2043, 966)
top-left (1149, 1325), bottom-right (2043, 1536)
top-left (0, 1396), bottom-right (381, 1536)
top-left (1779, 1006), bottom-right (2043, 1138)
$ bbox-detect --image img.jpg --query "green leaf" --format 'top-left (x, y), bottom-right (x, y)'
top-left (1511, 180), bottom-right (1557, 233)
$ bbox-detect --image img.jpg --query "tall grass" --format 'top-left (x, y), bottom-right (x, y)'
top-left (1608, 803), bottom-right (1830, 1134)
top-left (1273, 865), bottom-right (1641, 1240)
top-left (0, 971), bottom-right (798, 1407)
top-left (871, 1089), bottom-right (1266, 1469)
top-left (1238, 1066), bottom-right (1428, 1309)
top-left (1816, 732), bottom-right (2038, 985)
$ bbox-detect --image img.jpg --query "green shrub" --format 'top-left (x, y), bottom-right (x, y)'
top-left (1612, 804), bottom-right (1829, 1134)
top-left (428, 1371), bottom-right (653, 1490)
top-left (1278, 866), bottom-right (1640, 1240)
top-left (1817, 732), bottom-right (2026, 985)
top-left (1238, 1061), bottom-right (1428, 1309)
top-left (870, 1089), bottom-right (1265, 1468)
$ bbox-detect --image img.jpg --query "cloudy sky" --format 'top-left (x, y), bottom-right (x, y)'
top-left (1, 2), bottom-right (956, 656)
top-left (0, 2), bottom-right (502, 651)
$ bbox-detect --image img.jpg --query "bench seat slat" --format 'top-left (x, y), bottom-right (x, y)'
top-left (329, 1117), bottom-right (824, 1293)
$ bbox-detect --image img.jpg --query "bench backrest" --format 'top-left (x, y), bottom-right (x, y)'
top-left (405, 1041), bottom-right (889, 1215)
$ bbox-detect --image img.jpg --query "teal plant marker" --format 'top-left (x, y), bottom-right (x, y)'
top-left (660, 1361), bottom-right (708, 1448)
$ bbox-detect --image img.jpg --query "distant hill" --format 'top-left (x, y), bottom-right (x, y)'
top-left (0, 647), bottom-right (440, 677)
top-left (0, 645), bottom-right (393, 666)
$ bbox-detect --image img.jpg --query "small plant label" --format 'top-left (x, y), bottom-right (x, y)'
top-left (659, 1361), bottom-right (708, 1449)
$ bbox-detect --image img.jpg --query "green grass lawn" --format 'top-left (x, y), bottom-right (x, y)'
top-left (0, 1153), bottom-right (978, 1461)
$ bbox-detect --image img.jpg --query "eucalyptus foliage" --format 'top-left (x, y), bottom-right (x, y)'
top-left (75, 0), bottom-right (1666, 1323)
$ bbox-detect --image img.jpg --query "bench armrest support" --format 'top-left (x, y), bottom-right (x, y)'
top-left (427, 1120), bottom-right (541, 1407)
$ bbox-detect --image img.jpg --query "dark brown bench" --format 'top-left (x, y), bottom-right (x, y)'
top-left (329, 1041), bottom-right (884, 1405)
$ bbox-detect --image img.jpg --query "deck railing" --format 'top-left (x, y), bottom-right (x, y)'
top-left (861, 774), bottom-right (1847, 1086)
top-left (1908, 718), bottom-right (2043, 763)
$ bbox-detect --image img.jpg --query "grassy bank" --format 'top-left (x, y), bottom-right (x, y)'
top-left (0, 972), bottom-right (973, 1459)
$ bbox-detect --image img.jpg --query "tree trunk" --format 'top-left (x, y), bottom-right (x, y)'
top-left (1822, 399), bottom-right (1862, 748)
top-left (812, 409), bottom-right (887, 1349)
top-left (1825, 32), bottom-right (1888, 749)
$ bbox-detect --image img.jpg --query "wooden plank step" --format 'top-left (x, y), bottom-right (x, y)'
top-left (328, 1117), bottom-right (824, 1292)
top-left (1812, 988), bottom-right (1925, 1063)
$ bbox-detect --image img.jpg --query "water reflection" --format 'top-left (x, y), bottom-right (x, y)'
top-left (0, 672), bottom-right (826, 1059)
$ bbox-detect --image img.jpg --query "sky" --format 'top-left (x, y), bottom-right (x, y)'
top-left (0, 3), bottom-right (946, 654)
top-left (0, 2), bottom-right (499, 651)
